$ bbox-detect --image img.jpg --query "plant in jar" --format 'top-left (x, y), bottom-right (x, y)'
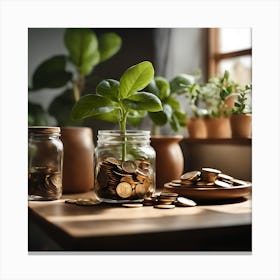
top-left (71, 61), bottom-right (163, 202)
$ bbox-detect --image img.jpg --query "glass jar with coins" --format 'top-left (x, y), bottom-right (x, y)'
top-left (28, 126), bottom-right (63, 200)
top-left (95, 130), bottom-right (156, 203)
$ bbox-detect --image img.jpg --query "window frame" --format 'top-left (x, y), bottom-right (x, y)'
top-left (207, 28), bottom-right (252, 78)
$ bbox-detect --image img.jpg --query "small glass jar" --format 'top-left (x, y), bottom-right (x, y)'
top-left (95, 130), bottom-right (156, 203)
top-left (28, 126), bottom-right (63, 200)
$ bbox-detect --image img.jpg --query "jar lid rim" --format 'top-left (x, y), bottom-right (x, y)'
top-left (98, 130), bottom-right (150, 136)
top-left (28, 126), bottom-right (61, 134)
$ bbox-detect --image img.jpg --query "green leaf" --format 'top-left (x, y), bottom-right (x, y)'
top-left (169, 114), bottom-right (180, 132)
top-left (173, 110), bottom-right (187, 126)
top-left (165, 95), bottom-right (181, 111)
top-left (96, 79), bottom-right (119, 102)
top-left (98, 33), bottom-right (122, 62)
top-left (148, 104), bottom-right (172, 126)
top-left (170, 74), bottom-right (195, 94)
top-left (144, 79), bottom-right (160, 97)
top-left (71, 94), bottom-right (115, 120)
top-left (127, 110), bottom-right (146, 127)
top-left (64, 28), bottom-right (99, 75)
top-left (28, 102), bottom-right (48, 125)
top-left (93, 109), bottom-right (121, 123)
top-left (122, 92), bottom-right (162, 112)
top-left (119, 61), bottom-right (154, 98)
top-left (31, 55), bottom-right (72, 89)
top-left (155, 77), bottom-right (170, 100)
top-left (48, 89), bottom-right (82, 126)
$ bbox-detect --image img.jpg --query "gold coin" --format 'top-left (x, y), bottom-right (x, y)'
top-left (135, 183), bottom-right (147, 196)
top-left (105, 157), bottom-right (121, 166)
top-left (120, 176), bottom-right (135, 185)
top-left (75, 198), bottom-right (100, 206)
top-left (169, 182), bottom-right (182, 187)
top-left (122, 203), bottom-right (143, 208)
top-left (116, 182), bottom-right (133, 198)
top-left (214, 180), bottom-right (232, 188)
top-left (157, 198), bottom-right (174, 205)
top-left (180, 170), bottom-right (201, 181)
top-left (143, 198), bottom-right (154, 206)
top-left (180, 180), bottom-right (194, 186)
top-left (154, 204), bottom-right (175, 209)
top-left (159, 192), bottom-right (178, 197)
top-left (171, 179), bottom-right (182, 184)
top-left (122, 160), bottom-right (137, 173)
top-left (176, 197), bottom-right (197, 207)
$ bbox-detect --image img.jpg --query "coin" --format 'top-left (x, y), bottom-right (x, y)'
top-left (120, 176), bottom-right (135, 185)
top-left (143, 197), bottom-right (154, 206)
top-left (154, 204), bottom-right (175, 209)
top-left (169, 182), bottom-right (183, 187)
top-left (214, 180), bottom-right (232, 188)
top-left (176, 197), bottom-right (197, 207)
top-left (65, 199), bottom-right (77, 204)
top-left (156, 198), bottom-right (174, 205)
top-left (180, 170), bottom-right (201, 181)
top-left (75, 198), bottom-right (100, 206)
top-left (135, 183), bottom-right (146, 196)
top-left (218, 173), bottom-right (234, 182)
top-left (116, 182), bottom-right (133, 198)
top-left (105, 157), bottom-right (121, 166)
top-left (180, 180), bottom-right (194, 186)
top-left (159, 192), bottom-right (178, 198)
top-left (201, 167), bottom-right (221, 174)
top-left (122, 203), bottom-right (143, 208)
top-left (122, 160), bottom-right (137, 173)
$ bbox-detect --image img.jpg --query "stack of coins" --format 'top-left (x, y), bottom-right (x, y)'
top-left (96, 157), bottom-right (154, 200)
top-left (122, 192), bottom-right (197, 208)
top-left (28, 166), bottom-right (62, 199)
top-left (167, 167), bottom-right (241, 189)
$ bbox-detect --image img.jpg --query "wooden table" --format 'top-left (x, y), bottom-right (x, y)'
top-left (28, 191), bottom-right (252, 251)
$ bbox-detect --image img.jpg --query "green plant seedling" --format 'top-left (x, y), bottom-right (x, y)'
top-left (232, 84), bottom-right (252, 115)
top-left (71, 61), bottom-right (163, 160)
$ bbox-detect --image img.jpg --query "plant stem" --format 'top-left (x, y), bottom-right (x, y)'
top-left (152, 124), bottom-right (159, 136)
top-left (120, 111), bottom-right (128, 162)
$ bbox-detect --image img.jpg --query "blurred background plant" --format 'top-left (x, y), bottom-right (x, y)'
top-left (231, 84), bottom-right (252, 115)
top-left (28, 28), bottom-right (122, 126)
top-left (145, 73), bottom-right (196, 135)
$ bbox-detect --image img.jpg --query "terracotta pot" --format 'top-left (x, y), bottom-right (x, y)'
top-left (186, 118), bottom-right (207, 138)
top-left (230, 114), bottom-right (252, 138)
top-left (225, 95), bottom-right (236, 111)
top-left (204, 117), bottom-right (232, 138)
top-left (151, 135), bottom-right (184, 191)
top-left (61, 127), bottom-right (94, 194)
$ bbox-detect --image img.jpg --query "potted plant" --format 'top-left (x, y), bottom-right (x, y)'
top-left (230, 84), bottom-right (252, 138)
top-left (201, 70), bottom-right (239, 138)
top-left (71, 61), bottom-right (163, 202)
top-left (184, 82), bottom-right (208, 138)
top-left (144, 74), bottom-right (194, 189)
top-left (28, 28), bottom-right (122, 194)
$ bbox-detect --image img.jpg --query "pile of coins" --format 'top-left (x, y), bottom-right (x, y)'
top-left (28, 166), bottom-right (62, 199)
top-left (96, 157), bottom-right (154, 201)
top-left (122, 192), bottom-right (196, 208)
top-left (169, 167), bottom-right (241, 188)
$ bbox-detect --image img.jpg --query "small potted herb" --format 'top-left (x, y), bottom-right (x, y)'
top-left (230, 84), bottom-right (252, 138)
top-left (201, 70), bottom-right (239, 138)
top-left (71, 61), bottom-right (163, 202)
top-left (144, 74), bottom-right (193, 189)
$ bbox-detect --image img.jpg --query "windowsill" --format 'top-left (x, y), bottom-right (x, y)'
top-left (183, 137), bottom-right (251, 145)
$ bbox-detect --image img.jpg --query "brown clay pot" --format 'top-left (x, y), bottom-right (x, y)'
top-left (225, 95), bottom-right (236, 111)
top-left (186, 118), bottom-right (207, 138)
top-left (204, 117), bottom-right (232, 138)
top-left (230, 114), bottom-right (252, 138)
top-left (61, 127), bottom-right (94, 194)
top-left (151, 135), bottom-right (184, 191)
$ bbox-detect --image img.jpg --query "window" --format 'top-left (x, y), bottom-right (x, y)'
top-left (208, 28), bottom-right (252, 86)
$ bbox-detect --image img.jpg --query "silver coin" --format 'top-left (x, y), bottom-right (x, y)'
top-left (122, 160), bottom-right (137, 173)
top-left (215, 179), bottom-right (233, 188)
top-left (176, 197), bottom-right (197, 207)
top-left (122, 203), bottom-right (143, 208)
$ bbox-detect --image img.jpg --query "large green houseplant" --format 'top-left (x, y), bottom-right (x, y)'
top-left (28, 28), bottom-right (122, 126)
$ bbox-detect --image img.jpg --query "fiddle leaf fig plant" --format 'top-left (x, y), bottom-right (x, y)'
top-left (232, 84), bottom-right (252, 115)
top-left (71, 61), bottom-right (163, 160)
top-left (28, 28), bottom-right (122, 126)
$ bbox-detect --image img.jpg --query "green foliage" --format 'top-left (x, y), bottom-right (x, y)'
top-left (28, 28), bottom-right (122, 126)
top-left (145, 75), bottom-right (191, 134)
top-left (232, 84), bottom-right (252, 115)
top-left (28, 102), bottom-right (48, 126)
top-left (71, 61), bottom-right (162, 132)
